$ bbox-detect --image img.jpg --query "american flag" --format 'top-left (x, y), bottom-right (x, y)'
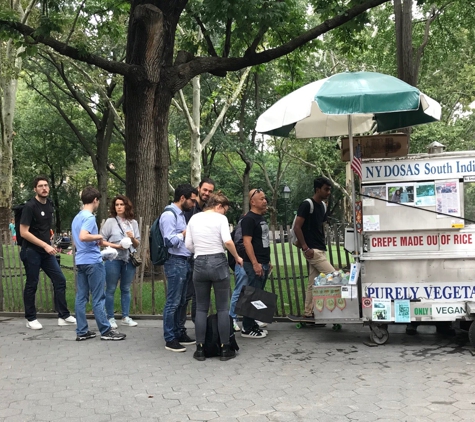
top-left (351, 144), bottom-right (362, 179)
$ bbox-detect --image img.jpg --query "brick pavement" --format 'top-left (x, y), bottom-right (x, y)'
top-left (1, 316), bottom-right (475, 421)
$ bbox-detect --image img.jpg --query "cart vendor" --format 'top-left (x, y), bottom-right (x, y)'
top-left (293, 176), bottom-right (335, 318)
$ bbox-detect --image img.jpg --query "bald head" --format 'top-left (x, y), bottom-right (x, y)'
top-left (249, 188), bottom-right (267, 215)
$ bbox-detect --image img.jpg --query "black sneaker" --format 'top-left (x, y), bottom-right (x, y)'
top-left (193, 344), bottom-right (205, 361)
top-left (165, 339), bottom-right (186, 352)
top-left (76, 331), bottom-right (96, 341)
top-left (241, 329), bottom-right (267, 339)
top-left (100, 329), bottom-right (126, 341)
top-left (177, 332), bottom-right (196, 345)
top-left (220, 344), bottom-right (236, 361)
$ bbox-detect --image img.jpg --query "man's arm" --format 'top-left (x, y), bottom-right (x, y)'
top-left (160, 210), bottom-right (184, 248)
top-left (243, 235), bottom-right (263, 276)
top-left (20, 224), bottom-right (56, 255)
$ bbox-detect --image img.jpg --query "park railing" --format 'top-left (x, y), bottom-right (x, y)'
top-left (0, 222), bottom-right (352, 317)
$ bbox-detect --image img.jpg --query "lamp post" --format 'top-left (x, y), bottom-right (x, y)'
top-left (282, 185), bottom-right (291, 228)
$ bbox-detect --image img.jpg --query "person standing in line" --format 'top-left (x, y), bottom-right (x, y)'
top-left (160, 184), bottom-right (198, 352)
top-left (101, 195), bottom-right (141, 329)
top-left (240, 188), bottom-right (272, 339)
top-left (229, 215), bottom-right (246, 332)
top-left (71, 186), bottom-right (126, 341)
top-left (9, 218), bottom-right (17, 245)
top-left (181, 178), bottom-right (215, 337)
top-left (185, 192), bottom-right (243, 361)
top-left (19, 176), bottom-right (76, 330)
top-left (292, 177), bottom-right (335, 319)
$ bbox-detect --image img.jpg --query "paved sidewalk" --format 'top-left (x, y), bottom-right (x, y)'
top-left (1, 316), bottom-right (475, 421)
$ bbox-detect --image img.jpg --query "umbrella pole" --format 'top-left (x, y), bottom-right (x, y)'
top-left (348, 116), bottom-right (360, 260)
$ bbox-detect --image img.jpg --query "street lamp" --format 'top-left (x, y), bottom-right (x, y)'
top-left (282, 185), bottom-right (291, 227)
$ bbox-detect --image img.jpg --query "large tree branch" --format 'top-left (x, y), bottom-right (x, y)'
top-left (0, 20), bottom-right (141, 78)
top-left (169, 0), bottom-right (390, 89)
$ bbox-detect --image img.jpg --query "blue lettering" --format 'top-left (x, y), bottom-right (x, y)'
top-left (367, 287), bottom-right (375, 297)
top-left (384, 165), bottom-right (392, 177)
top-left (375, 166), bottom-right (381, 177)
top-left (424, 163), bottom-right (431, 175)
top-left (410, 287), bottom-right (419, 299)
top-left (395, 287), bottom-right (403, 299)
top-left (471, 286), bottom-right (475, 299)
top-left (414, 163), bottom-right (420, 175)
top-left (392, 165), bottom-right (400, 177)
top-left (423, 287), bottom-right (433, 298)
top-left (453, 286), bottom-right (461, 299)
top-left (442, 286), bottom-right (452, 299)
top-left (462, 286), bottom-right (471, 298)
top-left (433, 286), bottom-right (442, 300)
top-left (385, 287), bottom-right (394, 300)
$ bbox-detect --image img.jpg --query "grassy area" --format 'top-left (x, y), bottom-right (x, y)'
top-left (1, 243), bottom-right (351, 316)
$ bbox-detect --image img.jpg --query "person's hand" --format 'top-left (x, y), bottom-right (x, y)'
top-left (253, 262), bottom-right (263, 276)
top-left (236, 256), bottom-right (244, 267)
top-left (303, 248), bottom-right (314, 259)
top-left (44, 244), bottom-right (56, 255)
top-left (126, 230), bottom-right (134, 239)
top-left (182, 229), bottom-right (186, 238)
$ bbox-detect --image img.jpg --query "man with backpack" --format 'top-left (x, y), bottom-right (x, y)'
top-left (292, 177), bottom-right (335, 319)
top-left (19, 176), bottom-right (76, 330)
top-left (160, 184), bottom-right (198, 352)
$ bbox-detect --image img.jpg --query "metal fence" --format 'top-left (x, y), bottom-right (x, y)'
top-left (0, 222), bottom-right (351, 317)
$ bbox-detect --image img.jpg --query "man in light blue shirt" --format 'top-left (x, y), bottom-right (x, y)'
top-left (71, 186), bottom-right (126, 342)
top-left (159, 184), bottom-right (197, 352)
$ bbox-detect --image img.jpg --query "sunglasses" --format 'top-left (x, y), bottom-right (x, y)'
top-left (250, 188), bottom-right (263, 200)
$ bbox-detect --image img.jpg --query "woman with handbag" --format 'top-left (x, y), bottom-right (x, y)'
top-left (185, 192), bottom-right (243, 361)
top-left (101, 195), bottom-right (141, 328)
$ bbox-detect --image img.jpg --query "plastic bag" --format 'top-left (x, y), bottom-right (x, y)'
top-left (101, 246), bottom-right (118, 261)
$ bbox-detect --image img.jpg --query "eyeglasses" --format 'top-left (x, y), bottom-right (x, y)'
top-left (250, 188), bottom-right (263, 200)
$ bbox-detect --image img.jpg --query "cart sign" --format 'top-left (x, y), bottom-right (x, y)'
top-left (364, 282), bottom-right (475, 301)
top-left (363, 156), bottom-right (475, 182)
top-left (431, 303), bottom-right (467, 318)
top-left (368, 231), bottom-right (474, 252)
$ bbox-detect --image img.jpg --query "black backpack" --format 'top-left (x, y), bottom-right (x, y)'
top-left (227, 218), bottom-right (245, 270)
top-left (12, 203), bottom-right (27, 247)
top-left (149, 206), bottom-right (177, 266)
top-left (204, 314), bottom-right (240, 358)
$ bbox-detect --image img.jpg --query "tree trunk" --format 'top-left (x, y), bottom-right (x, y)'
top-left (190, 76), bottom-right (201, 187)
top-left (394, 0), bottom-right (416, 86)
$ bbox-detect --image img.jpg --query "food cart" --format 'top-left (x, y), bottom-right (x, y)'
top-left (316, 146), bottom-right (475, 346)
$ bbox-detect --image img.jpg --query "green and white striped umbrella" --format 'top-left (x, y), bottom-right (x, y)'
top-left (256, 71), bottom-right (441, 138)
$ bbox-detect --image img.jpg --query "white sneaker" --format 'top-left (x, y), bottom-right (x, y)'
top-left (26, 319), bottom-right (43, 330)
top-left (233, 319), bottom-right (241, 332)
top-left (256, 320), bottom-right (268, 328)
top-left (109, 318), bottom-right (118, 329)
top-left (121, 317), bottom-right (138, 327)
top-left (58, 316), bottom-right (77, 326)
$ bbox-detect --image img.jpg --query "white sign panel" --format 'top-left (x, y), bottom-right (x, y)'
top-left (431, 303), bottom-right (467, 318)
top-left (364, 282), bottom-right (475, 301)
top-left (363, 156), bottom-right (475, 183)
top-left (368, 232), bottom-right (474, 252)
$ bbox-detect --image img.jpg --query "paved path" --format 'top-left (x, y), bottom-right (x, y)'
top-left (1, 317), bottom-right (475, 421)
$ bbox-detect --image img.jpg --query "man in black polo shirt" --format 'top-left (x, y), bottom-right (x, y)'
top-left (240, 188), bottom-right (271, 338)
top-left (19, 176), bottom-right (76, 330)
top-left (293, 177), bottom-right (335, 318)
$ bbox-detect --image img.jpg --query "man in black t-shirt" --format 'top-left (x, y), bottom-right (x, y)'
top-left (240, 188), bottom-right (271, 338)
top-left (19, 176), bottom-right (75, 330)
top-left (293, 177), bottom-right (335, 318)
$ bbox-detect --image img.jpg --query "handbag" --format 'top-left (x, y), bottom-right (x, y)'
top-left (115, 217), bottom-right (142, 267)
top-left (235, 285), bottom-right (278, 323)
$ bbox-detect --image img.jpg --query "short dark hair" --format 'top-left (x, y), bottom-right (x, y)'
top-left (81, 186), bottom-right (101, 205)
top-left (33, 176), bottom-right (49, 189)
top-left (109, 195), bottom-right (135, 219)
top-left (199, 177), bottom-right (215, 188)
top-left (314, 176), bottom-right (332, 193)
top-left (174, 184), bottom-right (198, 202)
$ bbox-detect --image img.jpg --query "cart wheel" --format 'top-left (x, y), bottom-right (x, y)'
top-left (296, 323), bottom-right (303, 329)
top-left (370, 328), bottom-right (389, 345)
top-left (332, 324), bottom-right (342, 331)
top-left (469, 321), bottom-right (475, 348)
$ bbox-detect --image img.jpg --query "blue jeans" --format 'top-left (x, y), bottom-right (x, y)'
top-left (75, 263), bottom-right (111, 335)
top-left (163, 256), bottom-right (191, 342)
top-left (242, 261), bottom-right (269, 332)
top-left (229, 264), bottom-right (248, 319)
top-left (20, 247), bottom-right (70, 321)
top-left (105, 259), bottom-right (136, 319)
